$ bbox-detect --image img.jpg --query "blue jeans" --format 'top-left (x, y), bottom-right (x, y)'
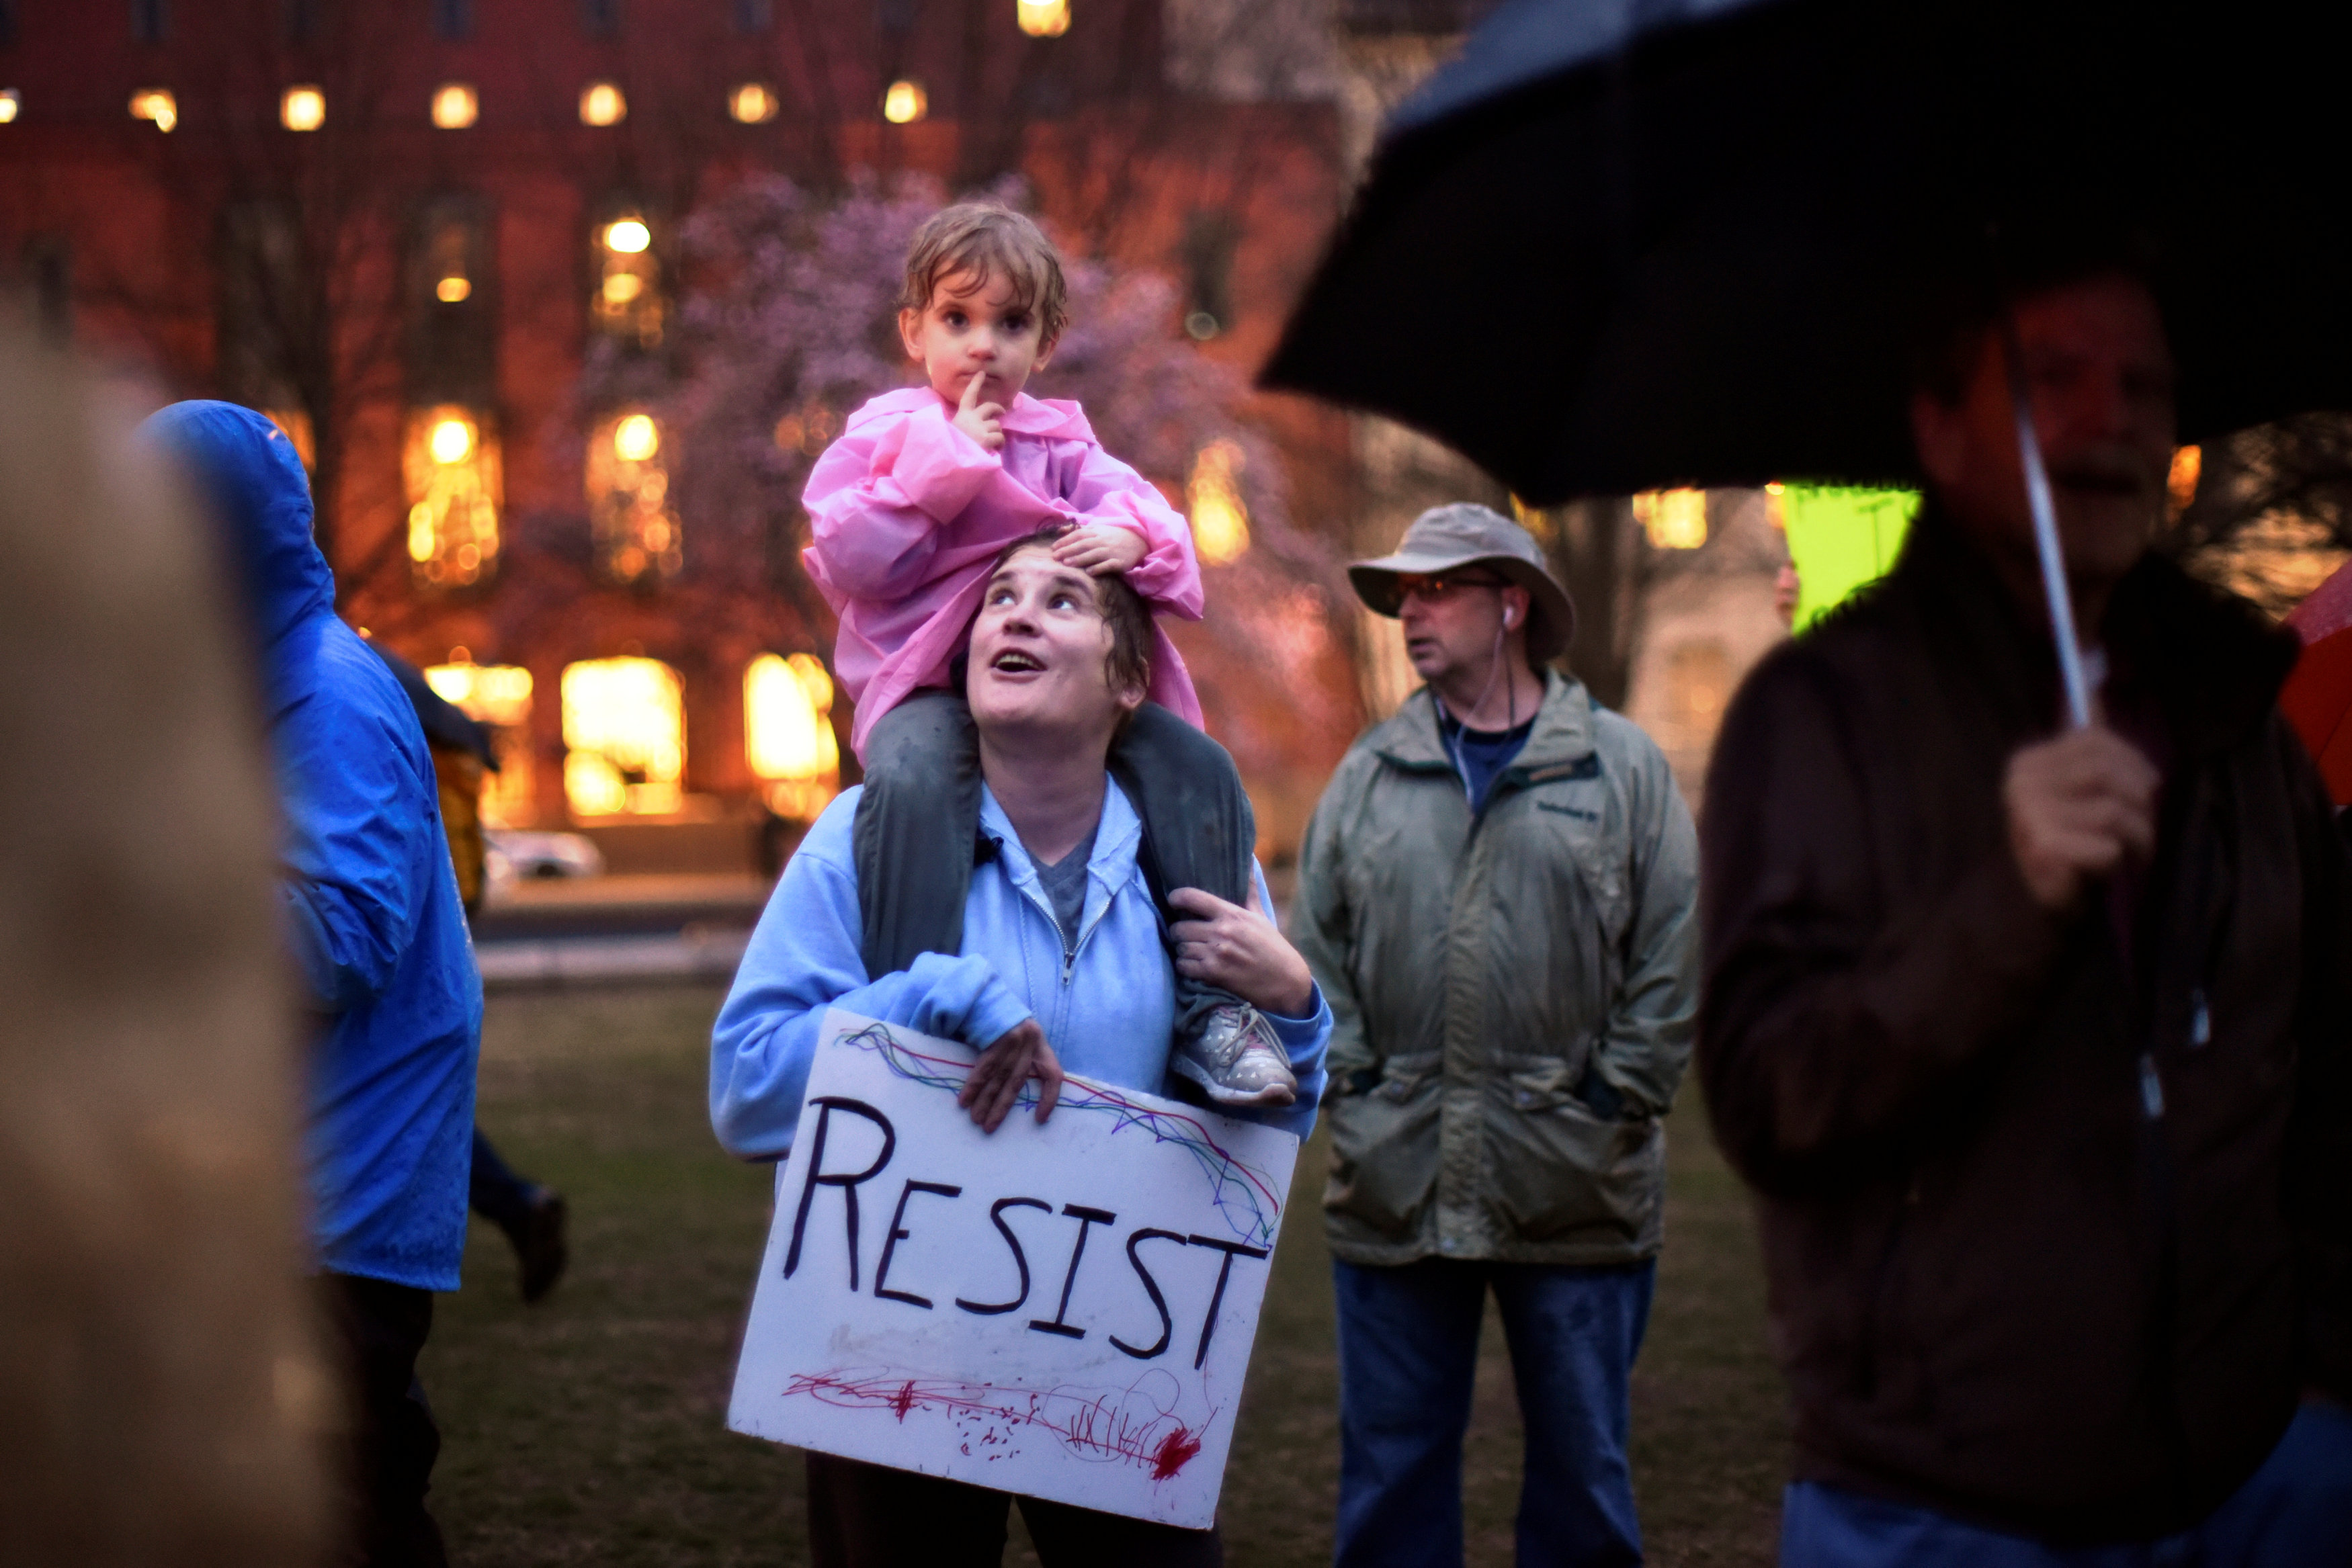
top-left (1332, 1256), bottom-right (1654, 1568)
top-left (1781, 1401), bottom-right (2352, 1568)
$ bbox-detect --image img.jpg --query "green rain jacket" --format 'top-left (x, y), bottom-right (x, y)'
top-left (1292, 671), bottom-right (1699, 1268)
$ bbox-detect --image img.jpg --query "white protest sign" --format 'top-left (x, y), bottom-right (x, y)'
top-left (727, 1008), bottom-right (1299, 1529)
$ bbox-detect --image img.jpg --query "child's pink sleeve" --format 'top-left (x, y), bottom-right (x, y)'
top-left (1062, 442), bottom-right (1204, 621)
top-left (804, 402), bottom-right (1002, 600)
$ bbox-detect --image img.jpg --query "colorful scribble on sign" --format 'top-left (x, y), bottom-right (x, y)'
top-left (726, 1010), bottom-right (1300, 1528)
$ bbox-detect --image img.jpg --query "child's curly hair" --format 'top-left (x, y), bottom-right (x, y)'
top-left (899, 202), bottom-right (1069, 347)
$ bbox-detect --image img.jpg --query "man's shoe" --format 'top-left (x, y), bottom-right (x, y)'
top-left (511, 1186), bottom-right (569, 1305)
top-left (1171, 1004), bottom-right (1298, 1108)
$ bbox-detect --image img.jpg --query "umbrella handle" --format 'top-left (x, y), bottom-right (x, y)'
top-left (2002, 319), bottom-right (2094, 729)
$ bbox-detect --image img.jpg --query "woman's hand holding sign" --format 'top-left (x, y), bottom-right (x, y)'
top-left (958, 1017), bottom-right (1064, 1133)
top-left (1169, 884), bottom-right (1316, 1019)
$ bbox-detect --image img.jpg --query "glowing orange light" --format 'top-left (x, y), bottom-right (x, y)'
top-left (730, 83), bottom-right (779, 123)
top-left (1188, 441), bottom-right (1250, 564)
top-left (1016, 0), bottom-right (1070, 36)
top-left (130, 89), bottom-right (177, 132)
top-left (613, 414), bottom-right (659, 462)
top-left (405, 408), bottom-right (501, 586)
top-left (563, 658), bottom-right (685, 816)
top-left (429, 417), bottom-right (473, 465)
top-left (431, 83), bottom-right (478, 129)
top-left (882, 79), bottom-right (927, 124)
top-left (747, 653), bottom-right (841, 821)
top-left (280, 85), bottom-right (325, 131)
top-left (436, 275), bottom-right (472, 303)
top-left (603, 218), bottom-right (650, 254)
top-left (579, 81), bottom-right (626, 127)
top-left (1633, 488), bottom-right (1708, 550)
top-left (2169, 445), bottom-right (2202, 517)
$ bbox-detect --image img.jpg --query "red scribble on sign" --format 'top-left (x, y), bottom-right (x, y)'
top-left (786, 1367), bottom-right (1208, 1481)
top-left (1150, 1427), bottom-right (1203, 1479)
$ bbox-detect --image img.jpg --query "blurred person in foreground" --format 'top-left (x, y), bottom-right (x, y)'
top-left (147, 401), bottom-right (482, 1567)
top-left (1292, 504), bottom-right (1699, 1568)
top-left (0, 332), bottom-right (328, 1561)
top-left (370, 642), bottom-right (570, 1304)
top-left (1700, 257), bottom-right (2352, 1565)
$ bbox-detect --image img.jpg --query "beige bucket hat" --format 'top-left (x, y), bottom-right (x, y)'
top-left (1347, 503), bottom-right (1577, 664)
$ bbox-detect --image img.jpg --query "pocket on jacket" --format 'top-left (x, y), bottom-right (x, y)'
top-left (1487, 1063), bottom-right (1658, 1244)
top-left (1322, 1051), bottom-right (1444, 1239)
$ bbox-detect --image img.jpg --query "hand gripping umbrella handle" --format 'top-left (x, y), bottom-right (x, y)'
top-left (2002, 319), bottom-right (2094, 729)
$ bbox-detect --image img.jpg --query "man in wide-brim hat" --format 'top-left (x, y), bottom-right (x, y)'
top-left (1292, 503), bottom-right (1700, 1567)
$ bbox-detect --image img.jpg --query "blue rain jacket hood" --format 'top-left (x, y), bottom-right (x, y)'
top-left (145, 401), bottom-right (481, 1291)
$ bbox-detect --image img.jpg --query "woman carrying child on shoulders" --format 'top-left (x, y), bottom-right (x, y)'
top-left (712, 530), bottom-right (1331, 1564)
top-left (798, 202), bottom-right (1295, 1107)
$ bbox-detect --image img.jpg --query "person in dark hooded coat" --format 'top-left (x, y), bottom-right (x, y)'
top-left (145, 401), bottom-right (479, 1568)
top-left (369, 640), bottom-right (570, 1304)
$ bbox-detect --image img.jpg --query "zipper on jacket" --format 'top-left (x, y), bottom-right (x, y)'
top-left (1008, 860), bottom-right (1111, 990)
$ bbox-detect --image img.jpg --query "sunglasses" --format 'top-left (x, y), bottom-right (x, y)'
top-left (1393, 571), bottom-right (1509, 605)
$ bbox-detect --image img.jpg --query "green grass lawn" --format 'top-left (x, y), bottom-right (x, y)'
top-left (423, 984), bottom-right (1783, 1566)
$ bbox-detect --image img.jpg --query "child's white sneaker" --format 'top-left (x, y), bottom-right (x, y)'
top-left (1171, 1003), bottom-right (1298, 1108)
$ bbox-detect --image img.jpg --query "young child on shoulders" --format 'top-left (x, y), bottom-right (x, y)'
top-left (800, 201), bottom-right (1296, 1108)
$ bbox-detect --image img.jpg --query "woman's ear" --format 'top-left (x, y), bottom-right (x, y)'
top-left (898, 307), bottom-right (925, 363)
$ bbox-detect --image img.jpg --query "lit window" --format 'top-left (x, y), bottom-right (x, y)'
top-left (280, 85), bottom-right (325, 131)
top-left (579, 81), bottom-right (626, 127)
top-left (882, 79), bottom-right (927, 124)
top-left (562, 657), bottom-right (684, 816)
top-left (1187, 439), bottom-right (1249, 564)
top-left (745, 653), bottom-right (839, 822)
top-left (771, 402), bottom-right (837, 455)
top-left (0, 91), bottom-right (20, 125)
top-left (130, 89), bottom-right (177, 132)
top-left (425, 658), bottom-right (536, 826)
top-left (262, 407), bottom-right (315, 472)
top-left (587, 410), bottom-right (681, 584)
top-left (425, 213), bottom-right (474, 300)
top-left (730, 82), bottom-right (779, 123)
top-left (431, 83), bottom-right (478, 129)
top-left (404, 406), bottom-right (502, 587)
top-left (1633, 488), bottom-right (1708, 550)
top-left (591, 214), bottom-right (663, 347)
top-left (1016, 0), bottom-right (1068, 36)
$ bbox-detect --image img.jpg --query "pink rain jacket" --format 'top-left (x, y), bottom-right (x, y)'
top-left (803, 386), bottom-right (1205, 759)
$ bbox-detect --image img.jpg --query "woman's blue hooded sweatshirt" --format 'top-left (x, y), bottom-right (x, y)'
top-left (146, 402), bottom-right (480, 1291)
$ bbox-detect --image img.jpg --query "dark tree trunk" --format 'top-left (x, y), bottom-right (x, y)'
top-left (1544, 496), bottom-right (1648, 711)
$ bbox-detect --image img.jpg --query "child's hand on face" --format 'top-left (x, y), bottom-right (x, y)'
top-left (952, 369), bottom-right (1006, 453)
top-left (1053, 525), bottom-right (1146, 576)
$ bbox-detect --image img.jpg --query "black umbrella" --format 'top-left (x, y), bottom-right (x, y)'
top-left (1265, 0), bottom-right (2352, 503)
top-left (1265, 0), bottom-right (2352, 722)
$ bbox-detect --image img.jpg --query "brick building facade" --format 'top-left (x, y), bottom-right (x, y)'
top-left (0, 0), bottom-right (1361, 859)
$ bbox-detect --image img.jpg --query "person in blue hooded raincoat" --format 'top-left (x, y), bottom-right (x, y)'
top-left (144, 401), bottom-right (480, 1568)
